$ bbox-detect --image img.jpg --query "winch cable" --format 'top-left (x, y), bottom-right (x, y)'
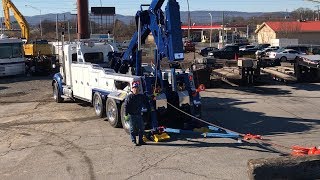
top-left (167, 102), bottom-right (243, 136)
top-left (166, 101), bottom-right (292, 155)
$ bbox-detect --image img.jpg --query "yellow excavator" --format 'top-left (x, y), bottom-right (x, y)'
top-left (2, 0), bottom-right (57, 75)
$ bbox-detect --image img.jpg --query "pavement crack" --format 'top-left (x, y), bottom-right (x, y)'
top-left (158, 167), bottom-right (209, 179)
top-left (125, 147), bottom-right (184, 180)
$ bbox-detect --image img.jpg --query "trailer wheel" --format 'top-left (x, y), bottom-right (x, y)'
top-left (106, 98), bottom-right (121, 128)
top-left (120, 103), bottom-right (130, 134)
top-left (93, 92), bottom-right (105, 118)
top-left (53, 82), bottom-right (63, 103)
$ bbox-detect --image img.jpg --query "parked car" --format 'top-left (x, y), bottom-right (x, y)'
top-left (284, 45), bottom-right (309, 54)
top-left (241, 43), bottom-right (271, 56)
top-left (256, 46), bottom-right (279, 59)
top-left (208, 45), bottom-right (239, 59)
top-left (233, 42), bottom-right (250, 47)
top-left (184, 40), bottom-right (195, 52)
top-left (268, 49), bottom-right (301, 62)
top-left (199, 47), bottom-right (218, 56)
top-left (239, 45), bottom-right (255, 51)
top-left (268, 46), bottom-right (280, 50)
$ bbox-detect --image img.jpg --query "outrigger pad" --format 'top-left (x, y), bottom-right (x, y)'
top-left (144, 131), bottom-right (170, 142)
top-left (152, 133), bottom-right (170, 142)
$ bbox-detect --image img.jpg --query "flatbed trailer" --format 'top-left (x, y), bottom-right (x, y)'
top-left (210, 58), bottom-right (260, 86)
top-left (260, 55), bottom-right (320, 83)
top-left (294, 55), bottom-right (320, 82)
top-left (260, 66), bottom-right (297, 83)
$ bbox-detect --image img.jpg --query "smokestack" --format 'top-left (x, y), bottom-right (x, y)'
top-left (77, 0), bottom-right (89, 39)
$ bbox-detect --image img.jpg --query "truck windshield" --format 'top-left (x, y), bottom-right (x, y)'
top-left (84, 52), bottom-right (104, 63)
top-left (0, 43), bottom-right (23, 59)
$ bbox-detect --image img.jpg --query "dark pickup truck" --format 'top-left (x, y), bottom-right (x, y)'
top-left (208, 45), bottom-right (239, 59)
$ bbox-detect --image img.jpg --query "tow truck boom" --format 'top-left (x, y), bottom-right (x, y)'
top-left (110, 0), bottom-right (203, 130)
top-left (123, 0), bottom-right (184, 62)
top-left (117, 0), bottom-right (184, 75)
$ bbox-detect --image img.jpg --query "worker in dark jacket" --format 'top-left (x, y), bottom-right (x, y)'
top-left (124, 81), bottom-right (149, 146)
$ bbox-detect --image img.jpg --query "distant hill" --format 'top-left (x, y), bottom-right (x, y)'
top-left (10, 11), bottom-right (287, 26)
top-left (180, 11), bottom-right (265, 24)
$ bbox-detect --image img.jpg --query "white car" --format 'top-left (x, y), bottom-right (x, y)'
top-left (255, 47), bottom-right (278, 57)
top-left (268, 49), bottom-right (300, 62)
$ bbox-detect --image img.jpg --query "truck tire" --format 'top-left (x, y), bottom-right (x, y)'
top-left (93, 92), bottom-right (105, 118)
top-left (53, 82), bottom-right (63, 103)
top-left (106, 98), bottom-right (121, 128)
top-left (120, 103), bottom-right (130, 134)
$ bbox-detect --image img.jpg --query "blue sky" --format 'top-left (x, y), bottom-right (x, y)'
top-left (4, 0), bottom-right (319, 16)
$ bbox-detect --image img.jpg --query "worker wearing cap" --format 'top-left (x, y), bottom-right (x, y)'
top-left (124, 82), bottom-right (149, 146)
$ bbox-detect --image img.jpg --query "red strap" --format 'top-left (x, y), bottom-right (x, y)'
top-left (291, 146), bottom-right (320, 156)
top-left (243, 133), bottom-right (262, 140)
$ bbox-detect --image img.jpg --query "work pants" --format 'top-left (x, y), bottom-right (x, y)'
top-left (129, 114), bottom-right (144, 143)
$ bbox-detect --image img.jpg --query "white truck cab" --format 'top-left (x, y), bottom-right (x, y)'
top-left (52, 40), bottom-right (144, 129)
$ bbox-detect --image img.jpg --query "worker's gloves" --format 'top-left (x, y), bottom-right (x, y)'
top-left (124, 115), bottom-right (130, 121)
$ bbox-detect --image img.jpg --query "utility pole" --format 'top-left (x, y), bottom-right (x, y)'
top-left (99, 0), bottom-right (103, 33)
top-left (222, 11), bottom-right (225, 47)
top-left (56, 14), bottom-right (58, 41)
top-left (316, 5), bottom-right (320, 21)
top-left (187, 0), bottom-right (190, 40)
top-left (68, 21), bottom-right (71, 42)
top-left (246, 25), bottom-right (249, 39)
top-left (209, 13), bottom-right (212, 47)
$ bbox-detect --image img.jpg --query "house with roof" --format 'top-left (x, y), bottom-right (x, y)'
top-left (255, 21), bottom-right (320, 45)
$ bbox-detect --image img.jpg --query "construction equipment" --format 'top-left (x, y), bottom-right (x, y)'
top-left (2, 0), bottom-right (57, 75)
top-left (2, 0), bottom-right (29, 40)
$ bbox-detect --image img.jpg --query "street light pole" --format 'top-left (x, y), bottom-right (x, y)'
top-left (99, 0), bottom-right (103, 33)
top-left (316, 5), bottom-right (320, 21)
top-left (39, 9), bottom-right (42, 38)
top-left (25, 5), bottom-right (42, 38)
top-left (186, 0), bottom-right (190, 40)
top-left (208, 13), bottom-right (212, 47)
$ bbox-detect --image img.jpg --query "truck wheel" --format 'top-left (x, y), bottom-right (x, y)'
top-left (120, 103), bottom-right (130, 134)
top-left (106, 98), bottom-right (121, 128)
top-left (53, 82), bottom-right (63, 103)
top-left (93, 92), bottom-right (105, 118)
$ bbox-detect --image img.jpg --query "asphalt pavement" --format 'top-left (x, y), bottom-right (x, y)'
top-left (0, 75), bottom-right (320, 180)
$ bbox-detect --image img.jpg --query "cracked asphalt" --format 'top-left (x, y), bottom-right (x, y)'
top-left (1, 75), bottom-right (320, 180)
